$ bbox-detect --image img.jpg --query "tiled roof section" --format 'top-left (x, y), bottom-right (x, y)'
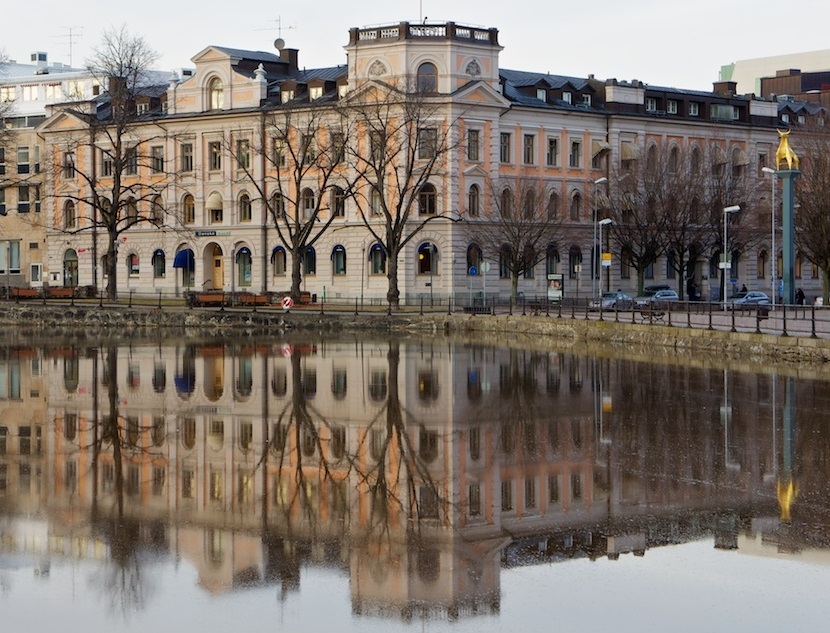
top-left (294, 65), bottom-right (348, 83)
top-left (779, 99), bottom-right (825, 115)
top-left (1, 61), bottom-right (88, 81)
top-left (211, 46), bottom-right (284, 64)
top-left (500, 68), bottom-right (592, 91)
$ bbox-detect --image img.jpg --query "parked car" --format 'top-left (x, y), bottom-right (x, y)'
top-left (589, 291), bottom-right (633, 311)
top-left (634, 289), bottom-right (679, 307)
top-left (726, 291), bottom-right (770, 309)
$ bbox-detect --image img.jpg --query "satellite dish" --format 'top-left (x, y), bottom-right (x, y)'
top-left (274, 38), bottom-right (285, 51)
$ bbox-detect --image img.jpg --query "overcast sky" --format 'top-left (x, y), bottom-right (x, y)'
top-left (5, 0), bottom-right (830, 91)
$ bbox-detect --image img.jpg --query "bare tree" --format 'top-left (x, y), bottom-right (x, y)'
top-left (339, 81), bottom-right (459, 306)
top-left (466, 177), bottom-right (564, 300)
top-left (48, 26), bottom-right (168, 300)
top-left (231, 106), bottom-right (351, 301)
top-left (794, 119), bottom-right (830, 303)
top-left (607, 156), bottom-right (667, 295)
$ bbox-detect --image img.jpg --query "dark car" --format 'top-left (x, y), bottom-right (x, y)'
top-left (727, 291), bottom-right (770, 309)
top-left (634, 289), bottom-right (679, 307)
top-left (589, 291), bottom-right (633, 311)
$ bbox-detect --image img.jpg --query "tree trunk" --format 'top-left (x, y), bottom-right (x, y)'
top-left (106, 233), bottom-right (119, 301)
top-left (290, 250), bottom-right (302, 301)
top-left (386, 253), bottom-right (400, 306)
top-left (511, 273), bottom-right (519, 300)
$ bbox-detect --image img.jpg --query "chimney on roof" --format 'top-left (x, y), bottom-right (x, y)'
top-left (713, 80), bottom-right (737, 97)
top-left (776, 68), bottom-right (801, 77)
top-left (31, 51), bottom-right (48, 74)
top-left (280, 48), bottom-right (299, 74)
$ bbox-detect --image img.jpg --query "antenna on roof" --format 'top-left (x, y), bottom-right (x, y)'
top-left (52, 26), bottom-right (83, 67)
top-left (255, 16), bottom-right (295, 49)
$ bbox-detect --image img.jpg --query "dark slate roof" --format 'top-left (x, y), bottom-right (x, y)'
top-left (211, 46), bottom-right (284, 63)
top-left (778, 99), bottom-right (825, 115)
top-left (500, 68), bottom-right (592, 90)
top-left (294, 65), bottom-right (348, 83)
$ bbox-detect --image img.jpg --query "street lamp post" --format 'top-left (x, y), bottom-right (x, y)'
top-left (762, 166), bottom-right (777, 306)
top-left (721, 205), bottom-right (740, 310)
top-left (598, 218), bottom-right (613, 293)
top-left (592, 177), bottom-right (608, 300)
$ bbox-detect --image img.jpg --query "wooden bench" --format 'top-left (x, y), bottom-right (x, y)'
top-left (10, 287), bottom-right (39, 300)
top-left (640, 308), bottom-right (665, 322)
top-left (190, 292), bottom-right (227, 307)
top-left (237, 292), bottom-right (269, 306)
top-left (47, 287), bottom-right (75, 299)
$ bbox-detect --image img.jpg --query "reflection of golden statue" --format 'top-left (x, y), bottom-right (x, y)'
top-left (777, 477), bottom-right (798, 522)
top-left (775, 129), bottom-right (799, 170)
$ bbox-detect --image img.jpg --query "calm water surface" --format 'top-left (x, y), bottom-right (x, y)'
top-left (1, 335), bottom-right (829, 632)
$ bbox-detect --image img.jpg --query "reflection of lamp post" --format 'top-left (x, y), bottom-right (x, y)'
top-left (762, 167), bottom-right (777, 306)
top-left (598, 218), bottom-right (612, 294)
top-left (721, 205), bottom-right (740, 310)
top-left (592, 177), bottom-right (608, 299)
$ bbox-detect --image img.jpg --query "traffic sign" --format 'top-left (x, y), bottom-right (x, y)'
top-left (469, 266), bottom-right (478, 276)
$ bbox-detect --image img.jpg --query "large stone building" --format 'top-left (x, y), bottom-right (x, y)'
top-left (5, 21), bottom-right (823, 302)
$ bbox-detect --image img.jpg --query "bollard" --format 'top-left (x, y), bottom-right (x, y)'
top-left (355, 298), bottom-right (359, 316)
top-left (812, 305), bottom-right (817, 338)
top-left (522, 297), bottom-right (526, 316)
top-left (782, 304), bottom-right (788, 337)
top-left (509, 296), bottom-right (513, 316)
top-left (420, 296), bottom-right (424, 316)
top-left (571, 299), bottom-right (575, 320)
top-left (708, 301), bottom-right (713, 330)
top-left (557, 300), bottom-right (562, 318)
top-left (730, 304), bottom-right (736, 332)
top-left (546, 300), bottom-right (550, 317)
top-left (448, 296), bottom-right (452, 315)
top-left (158, 290), bottom-right (163, 310)
top-left (667, 303), bottom-right (672, 327)
top-left (687, 305), bottom-right (691, 329)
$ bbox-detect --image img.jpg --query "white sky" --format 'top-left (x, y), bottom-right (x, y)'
top-left (5, 0), bottom-right (830, 91)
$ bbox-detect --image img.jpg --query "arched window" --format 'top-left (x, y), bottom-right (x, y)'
top-left (757, 249), bottom-right (767, 279)
top-left (669, 146), bottom-right (680, 173)
top-left (418, 242), bottom-right (437, 275)
top-left (63, 200), bottom-right (76, 229)
top-left (206, 192), bottom-right (223, 224)
top-left (499, 244), bottom-right (511, 278)
top-left (301, 188), bottom-right (315, 219)
top-left (238, 193), bottom-right (252, 222)
top-left (151, 195), bottom-right (164, 224)
top-left (468, 184), bottom-right (480, 217)
top-left (236, 247), bottom-right (252, 286)
top-left (331, 186), bottom-right (346, 217)
top-left (795, 251), bottom-right (803, 279)
top-left (418, 183), bottom-right (437, 215)
top-left (690, 146), bottom-right (701, 175)
top-left (127, 253), bottom-right (139, 277)
top-left (182, 194), bottom-right (195, 224)
top-left (417, 62), bottom-right (437, 92)
top-left (523, 190), bottom-right (536, 219)
top-left (547, 192), bottom-right (560, 220)
top-left (331, 245), bottom-right (347, 275)
top-left (369, 243), bottom-right (386, 274)
top-left (271, 246), bottom-right (286, 275)
top-left (646, 144), bottom-right (657, 173)
top-left (568, 246), bottom-right (582, 279)
top-left (152, 249), bottom-right (165, 279)
top-left (208, 77), bottom-right (224, 110)
top-left (370, 188), bottom-right (383, 216)
top-left (304, 246), bottom-right (317, 275)
top-left (570, 192), bottom-right (581, 221)
top-left (546, 245), bottom-right (559, 275)
top-left (467, 244), bottom-right (482, 273)
top-left (271, 193), bottom-right (285, 219)
top-left (126, 197), bottom-right (138, 220)
top-left (500, 187), bottom-right (512, 218)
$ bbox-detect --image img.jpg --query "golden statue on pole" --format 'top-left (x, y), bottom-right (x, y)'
top-left (775, 129), bottom-right (799, 170)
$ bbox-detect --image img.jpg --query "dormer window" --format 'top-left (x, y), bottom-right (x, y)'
top-left (281, 90), bottom-right (294, 104)
top-left (536, 88), bottom-right (546, 102)
top-left (208, 77), bottom-right (223, 110)
top-left (562, 92), bottom-right (572, 104)
top-left (338, 84), bottom-right (348, 98)
top-left (309, 86), bottom-right (323, 101)
top-left (417, 62), bottom-right (437, 93)
top-left (582, 94), bottom-right (592, 106)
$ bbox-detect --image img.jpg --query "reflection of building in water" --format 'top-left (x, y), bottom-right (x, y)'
top-left (3, 340), bottom-right (830, 618)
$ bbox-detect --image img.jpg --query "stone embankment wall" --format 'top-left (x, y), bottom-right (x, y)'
top-left (0, 304), bottom-right (828, 366)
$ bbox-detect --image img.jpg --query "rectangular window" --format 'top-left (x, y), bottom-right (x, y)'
top-left (63, 151), bottom-right (75, 179)
top-left (17, 186), bottom-right (30, 213)
top-left (689, 102), bottom-right (699, 116)
top-left (17, 146), bottom-right (30, 174)
top-left (236, 139), bottom-right (250, 170)
top-left (569, 140), bottom-right (581, 168)
top-left (571, 473), bottom-right (582, 500)
top-left (501, 479), bottom-right (513, 511)
top-left (711, 104), bottom-right (738, 120)
top-left (136, 102), bottom-right (148, 115)
top-left (523, 134), bottom-right (535, 164)
top-left (646, 97), bottom-right (657, 112)
top-left (667, 100), bottom-right (678, 114)
top-left (331, 132), bottom-right (345, 164)
top-left (151, 145), bottom-right (164, 173)
top-left (33, 186), bottom-right (40, 213)
top-left (273, 139), bottom-right (287, 167)
top-left (180, 143), bottom-right (193, 172)
top-left (22, 85), bottom-right (37, 101)
top-left (469, 484), bottom-right (481, 517)
top-left (301, 134), bottom-right (315, 164)
top-left (418, 128), bottom-right (438, 160)
top-left (0, 148), bottom-right (4, 175)
top-left (182, 469), bottom-right (194, 499)
top-left (0, 87), bottom-right (14, 103)
top-left (582, 94), bottom-right (592, 106)
top-left (467, 129), bottom-right (480, 161)
top-left (100, 149), bottom-right (113, 177)
top-left (562, 92), bottom-right (572, 104)
top-left (0, 189), bottom-right (5, 216)
top-left (125, 147), bottom-right (137, 175)
top-left (525, 477), bottom-right (536, 509)
top-left (209, 141), bottom-right (222, 170)
top-left (548, 474), bottom-right (560, 503)
top-left (500, 132), bottom-right (511, 163)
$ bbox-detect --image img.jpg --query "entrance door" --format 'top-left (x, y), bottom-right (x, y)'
top-left (212, 245), bottom-right (224, 289)
top-left (63, 250), bottom-right (79, 287)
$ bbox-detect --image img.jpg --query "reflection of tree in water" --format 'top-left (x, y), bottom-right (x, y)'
top-left (86, 345), bottom-right (159, 619)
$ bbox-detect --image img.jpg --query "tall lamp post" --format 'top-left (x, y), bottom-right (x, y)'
top-left (598, 218), bottom-right (613, 293)
top-left (592, 177), bottom-right (608, 300)
top-left (762, 166), bottom-right (777, 306)
top-left (721, 205), bottom-right (741, 310)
